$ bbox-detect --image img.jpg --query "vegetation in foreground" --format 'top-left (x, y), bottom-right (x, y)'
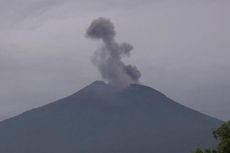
top-left (194, 121), bottom-right (230, 153)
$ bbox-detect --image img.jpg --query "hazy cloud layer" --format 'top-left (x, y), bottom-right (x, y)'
top-left (0, 0), bottom-right (230, 120)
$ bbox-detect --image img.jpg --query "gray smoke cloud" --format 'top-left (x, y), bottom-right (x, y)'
top-left (86, 17), bottom-right (141, 87)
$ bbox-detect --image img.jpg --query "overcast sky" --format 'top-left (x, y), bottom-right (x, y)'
top-left (0, 0), bottom-right (229, 121)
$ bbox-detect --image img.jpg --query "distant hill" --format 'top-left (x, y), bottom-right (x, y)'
top-left (0, 81), bottom-right (222, 153)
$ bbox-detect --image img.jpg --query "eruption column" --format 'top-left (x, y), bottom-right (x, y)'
top-left (86, 17), bottom-right (141, 88)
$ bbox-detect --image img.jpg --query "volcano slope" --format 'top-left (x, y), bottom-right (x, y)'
top-left (0, 81), bottom-right (222, 153)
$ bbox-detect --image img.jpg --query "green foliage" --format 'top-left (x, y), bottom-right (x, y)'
top-left (213, 121), bottom-right (230, 141)
top-left (193, 121), bottom-right (230, 153)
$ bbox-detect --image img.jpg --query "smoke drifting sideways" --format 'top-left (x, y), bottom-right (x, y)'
top-left (86, 17), bottom-right (141, 88)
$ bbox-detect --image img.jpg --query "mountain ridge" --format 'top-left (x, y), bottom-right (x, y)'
top-left (0, 81), bottom-right (223, 153)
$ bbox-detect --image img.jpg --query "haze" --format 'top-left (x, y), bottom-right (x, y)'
top-left (0, 0), bottom-right (229, 121)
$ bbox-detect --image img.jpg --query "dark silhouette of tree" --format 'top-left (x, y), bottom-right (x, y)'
top-left (193, 121), bottom-right (230, 153)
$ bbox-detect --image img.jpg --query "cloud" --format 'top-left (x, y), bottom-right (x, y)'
top-left (86, 17), bottom-right (141, 87)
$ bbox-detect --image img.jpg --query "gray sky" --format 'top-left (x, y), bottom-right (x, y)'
top-left (0, 0), bottom-right (229, 121)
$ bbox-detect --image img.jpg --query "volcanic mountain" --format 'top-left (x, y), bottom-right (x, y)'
top-left (0, 81), bottom-right (222, 153)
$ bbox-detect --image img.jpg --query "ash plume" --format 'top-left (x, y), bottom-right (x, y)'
top-left (86, 17), bottom-right (141, 87)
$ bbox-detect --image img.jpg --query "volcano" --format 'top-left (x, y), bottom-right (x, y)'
top-left (0, 81), bottom-right (222, 153)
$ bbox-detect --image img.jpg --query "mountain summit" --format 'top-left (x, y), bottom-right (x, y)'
top-left (0, 81), bottom-right (222, 153)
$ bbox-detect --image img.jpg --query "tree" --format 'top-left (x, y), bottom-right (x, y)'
top-left (213, 121), bottom-right (230, 153)
top-left (193, 121), bottom-right (230, 153)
